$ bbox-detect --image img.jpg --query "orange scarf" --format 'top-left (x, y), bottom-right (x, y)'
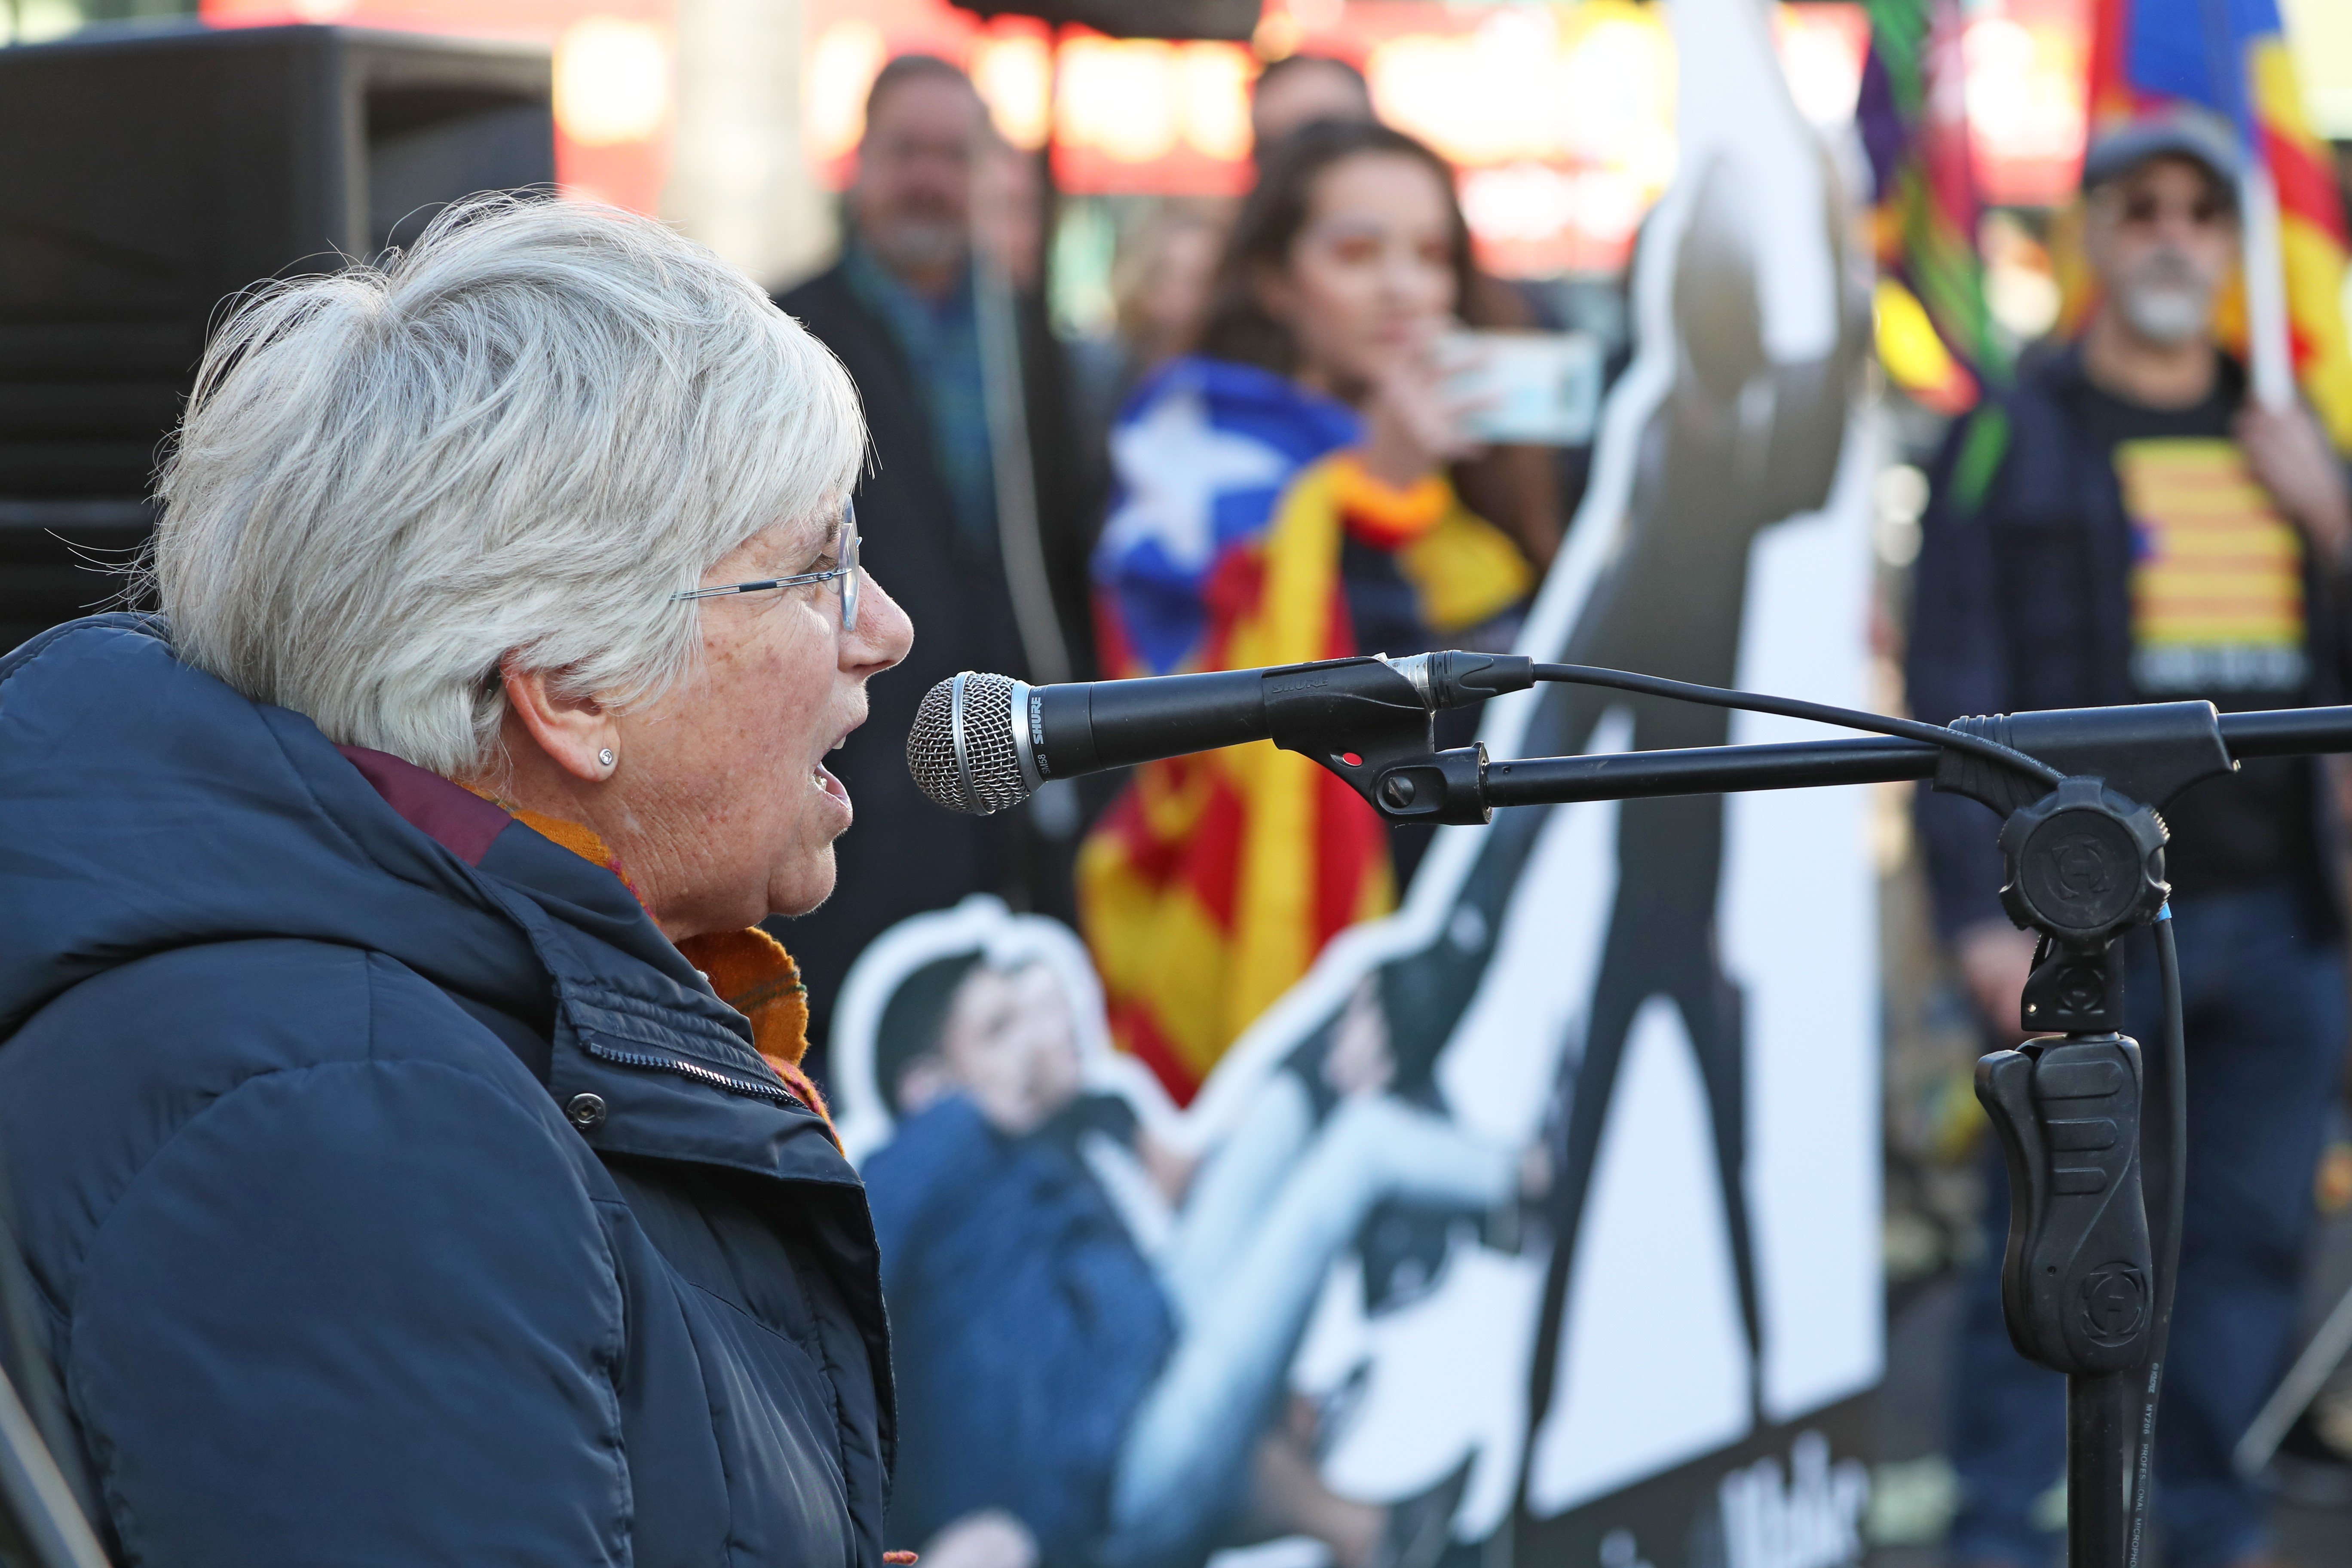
top-left (469, 790), bottom-right (834, 1136)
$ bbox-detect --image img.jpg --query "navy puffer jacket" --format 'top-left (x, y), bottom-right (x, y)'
top-left (0, 615), bottom-right (893, 1566)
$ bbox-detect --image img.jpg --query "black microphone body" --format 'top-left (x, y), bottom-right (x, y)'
top-left (1029, 668), bottom-right (1270, 781)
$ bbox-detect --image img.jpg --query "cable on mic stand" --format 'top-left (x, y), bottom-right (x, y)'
top-left (906, 650), bottom-right (2352, 1568)
top-left (1203, 662), bottom-right (2352, 1568)
top-left (2125, 908), bottom-right (2185, 1568)
top-left (1528, 661), bottom-right (2064, 787)
top-left (1417, 685), bottom-right (2342, 1568)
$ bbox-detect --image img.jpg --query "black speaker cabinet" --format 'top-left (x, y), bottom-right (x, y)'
top-left (0, 23), bottom-right (552, 651)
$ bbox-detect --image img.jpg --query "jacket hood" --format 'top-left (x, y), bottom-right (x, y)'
top-left (0, 615), bottom-right (546, 1036)
top-left (0, 617), bottom-right (898, 1555)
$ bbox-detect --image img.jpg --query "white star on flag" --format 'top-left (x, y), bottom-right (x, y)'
top-left (1099, 383), bottom-right (1292, 575)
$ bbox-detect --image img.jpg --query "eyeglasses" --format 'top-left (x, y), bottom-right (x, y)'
top-left (673, 504), bottom-right (861, 632)
top-left (2110, 192), bottom-right (2235, 230)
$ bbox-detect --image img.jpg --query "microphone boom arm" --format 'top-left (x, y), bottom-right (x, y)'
top-left (908, 649), bottom-right (2352, 1567)
top-left (1360, 703), bottom-right (2352, 821)
top-left (1316, 688), bottom-right (2352, 1568)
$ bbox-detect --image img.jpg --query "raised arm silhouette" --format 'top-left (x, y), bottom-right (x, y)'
top-left (1307, 145), bottom-right (1867, 1528)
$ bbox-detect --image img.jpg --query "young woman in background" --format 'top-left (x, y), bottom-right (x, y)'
top-left (1082, 119), bottom-right (1540, 1105)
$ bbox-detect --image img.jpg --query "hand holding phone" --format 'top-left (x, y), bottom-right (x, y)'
top-left (1442, 329), bottom-right (1604, 446)
top-left (1357, 329), bottom-right (1491, 488)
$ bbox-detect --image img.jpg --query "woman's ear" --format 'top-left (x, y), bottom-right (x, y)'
top-left (500, 659), bottom-right (622, 784)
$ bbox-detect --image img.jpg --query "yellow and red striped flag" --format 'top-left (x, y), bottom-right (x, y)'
top-left (1079, 358), bottom-right (1530, 1102)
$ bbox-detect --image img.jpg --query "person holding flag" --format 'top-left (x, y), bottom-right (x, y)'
top-left (1909, 101), bottom-right (2352, 1568)
top-left (1076, 119), bottom-right (1537, 1105)
top-left (2086, 0), bottom-right (2352, 444)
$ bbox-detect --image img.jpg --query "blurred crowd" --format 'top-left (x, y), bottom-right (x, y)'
top-left (772, 49), bottom-right (1596, 1084)
top-left (766, 37), bottom-right (2352, 1568)
top-left (776, 62), bottom-right (1599, 1568)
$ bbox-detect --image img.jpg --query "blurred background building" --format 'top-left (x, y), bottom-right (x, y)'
top-left (18, 0), bottom-right (2342, 343)
top-left (8, 0), bottom-right (2345, 463)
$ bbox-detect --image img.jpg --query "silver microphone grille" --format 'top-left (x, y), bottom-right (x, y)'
top-left (907, 671), bottom-right (1032, 815)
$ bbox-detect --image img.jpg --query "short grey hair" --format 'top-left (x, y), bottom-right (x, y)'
top-left (151, 194), bottom-right (865, 777)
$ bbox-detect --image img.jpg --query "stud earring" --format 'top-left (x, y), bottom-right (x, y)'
top-left (597, 748), bottom-right (616, 769)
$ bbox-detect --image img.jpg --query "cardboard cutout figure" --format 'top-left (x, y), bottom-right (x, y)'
top-left (836, 0), bottom-right (1883, 1559)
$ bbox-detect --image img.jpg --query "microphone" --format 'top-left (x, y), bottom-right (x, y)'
top-left (907, 652), bottom-right (1534, 815)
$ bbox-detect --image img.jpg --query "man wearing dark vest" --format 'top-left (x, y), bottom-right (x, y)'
top-left (1911, 109), bottom-right (2352, 1568)
top-left (776, 56), bottom-right (1100, 1072)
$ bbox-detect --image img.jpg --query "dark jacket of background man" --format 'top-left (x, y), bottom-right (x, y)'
top-left (1909, 342), bottom-right (2352, 938)
top-left (0, 617), bottom-right (891, 1567)
top-left (776, 56), bottom-right (1101, 1069)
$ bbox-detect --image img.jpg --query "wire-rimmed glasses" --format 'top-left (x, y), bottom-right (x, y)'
top-left (672, 504), bottom-right (861, 632)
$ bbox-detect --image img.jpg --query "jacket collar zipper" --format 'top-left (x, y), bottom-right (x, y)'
top-left (582, 1037), bottom-right (803, 1109)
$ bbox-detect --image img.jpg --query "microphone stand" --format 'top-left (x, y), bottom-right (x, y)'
top-left (1273, 687), bottom-right (2352, 1568)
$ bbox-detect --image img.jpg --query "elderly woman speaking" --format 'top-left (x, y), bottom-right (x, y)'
top-left (0, 198), bottom-right (914, 1565)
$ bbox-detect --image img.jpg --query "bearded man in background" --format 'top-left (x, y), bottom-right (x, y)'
top-left (1910, 110), bottom-right (2352, 1568)
top-left (776, 56), bottom-right (1101, 1074)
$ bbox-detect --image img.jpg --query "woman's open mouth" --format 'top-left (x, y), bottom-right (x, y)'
top-left (813, 728), bottom-right (854, 818)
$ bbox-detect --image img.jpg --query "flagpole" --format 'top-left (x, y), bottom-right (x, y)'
top-left (2197, 0), bottom-right (2296, 410)
top-left (2239, 153), bottom-right (2297, 410)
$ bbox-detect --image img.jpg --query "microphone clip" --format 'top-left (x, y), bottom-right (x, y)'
top-left (1267, 655), bottom-right (1501, 827)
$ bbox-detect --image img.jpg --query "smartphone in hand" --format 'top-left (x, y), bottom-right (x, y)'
top-left (1442, 329), bottom-right (1604, 446)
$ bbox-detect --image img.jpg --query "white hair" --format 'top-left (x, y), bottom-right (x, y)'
top-left (150, 194), bottom-right (864, 777)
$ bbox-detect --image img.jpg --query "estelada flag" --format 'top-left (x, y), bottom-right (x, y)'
top-left (1080, 357), bottom-right (1530, 1104)
top-left (2087, 0), bottom-right (2352, 449)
